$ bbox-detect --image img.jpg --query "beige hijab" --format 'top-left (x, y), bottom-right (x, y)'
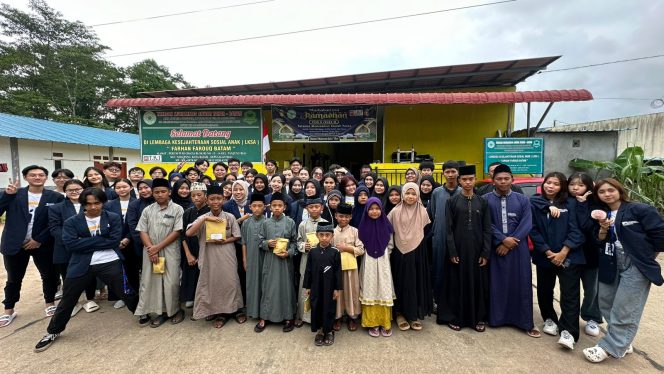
top-left (387, 182), bottom-right (430, 254)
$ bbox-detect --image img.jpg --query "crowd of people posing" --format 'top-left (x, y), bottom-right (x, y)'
top-left (0, 157), bottom-right (662, 363)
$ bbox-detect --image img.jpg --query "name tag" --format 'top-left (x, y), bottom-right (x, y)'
top-left (604, 242), bottom-right (614, 256)
top-left (164, 214), bottom-right (175, 219)
top-left (507, 213), bottom-right (517, 217)
top-left (622, 221), bottom-right (638, 226)
top-left (558, 209), bottom-right (568, 213)
top-left (45, 203), bottom-right (55, 206)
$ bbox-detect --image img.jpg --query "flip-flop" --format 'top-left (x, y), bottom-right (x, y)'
top-left (475, 322), bottom-right (486, 332)
top-left (294, 319), bottom-right (304, 328)
top-left (45, 306), bottom-right (58, 317)
top-left (333, 319), bottom-right (342, 331)
top-left (213, 316), bottom-right (228, 329)
top-left (347, 318), bottom-right (358, 331)
top-left (283, 320), bottom-right (295, 333)
top-left (527, 328), bottom-right (542, 338)
top-left (368, 327), bottom-right (380, 338)
top-left (448, 323), bottom-right (461, 331)
top-left (0, 312), bottom-right (17, 328)
top-left (83, 301), bottom-right (99, 313)
top-left (380, 327), bottom-right (393, 337)
top-left (410, 321), bottom-right (423, 331)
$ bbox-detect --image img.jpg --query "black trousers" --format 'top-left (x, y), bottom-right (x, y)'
top-left (47, 260), bottom-right (138, 335)
top-left (56, 263), bottom-right (96, 300)
top-left (536, 264), bottom-right (582, 341)
top-left (107, 245), bottom-right (142, 301)
top-left (235, 243), bottom-right (247, 306)
top-left (3, 247), bottom-right (59, 309)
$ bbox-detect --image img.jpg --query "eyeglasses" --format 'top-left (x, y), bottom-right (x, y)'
top-left (107, 168), bottom-right (121, 172)
top-left (65, 188), bottom-right (83, 193)
top-left (54, 176), bottom-right (70, 180)
top-left (406, 171), bottom-right (416, 176)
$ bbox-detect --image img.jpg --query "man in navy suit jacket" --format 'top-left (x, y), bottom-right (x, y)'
top-left (34, 187), bottom-right (138, 352)
top-left (0, 165), bottom-right (64, 327)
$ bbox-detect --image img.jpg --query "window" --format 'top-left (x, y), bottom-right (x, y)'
top-left (54, 160), bottom-right (63, 169)
top-left (572, 139), bottom-right (581, 148)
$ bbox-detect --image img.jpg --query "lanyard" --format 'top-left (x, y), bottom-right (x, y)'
top-left (607, 211), bottom-right (617, 243)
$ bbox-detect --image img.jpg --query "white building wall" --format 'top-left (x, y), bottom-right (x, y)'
top-left (0, 137), bottom-right (139, 188)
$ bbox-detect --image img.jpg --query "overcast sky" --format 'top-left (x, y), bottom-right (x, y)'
top-left (5, 0), bottom-right (663, 129)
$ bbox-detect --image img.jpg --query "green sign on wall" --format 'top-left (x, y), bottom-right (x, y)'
top-left (484, 137), bottom-right (544, 174)
top-left (139, 108), bottom-right (262, 162)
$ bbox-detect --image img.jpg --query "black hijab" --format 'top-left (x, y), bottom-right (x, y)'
top-left (384, 185), bottom-right (402, 215)
top-left (371, 177), bottom-right (390, 207)
top-left (419, 175), bottom-right (435, 208)
top-left (171, 179), bottom-right (192, 210)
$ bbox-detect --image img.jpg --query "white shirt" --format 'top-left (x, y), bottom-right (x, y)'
top-left (24, 192), bottom-right (42, 242)
top-left (86, 215), bottom-right (119, 265)
top-left (73, 203), bottom-right (81, 214)
top-left (120, 200), bottom-right (130, 221)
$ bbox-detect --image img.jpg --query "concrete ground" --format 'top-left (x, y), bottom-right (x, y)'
top-left (0, 224), bottom-right (662, 373)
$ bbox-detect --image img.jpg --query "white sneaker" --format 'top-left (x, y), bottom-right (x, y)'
top-left (626, 345), bottom-right (633, 354)
top-left (113, 300), bottom-right (126, 309)
top-left (54, 290), bottom-right (63, 301)
top-left (584, 346), bottom-right (608, 363)
top-left (543, 319), bottom-right (558, 336)
top-left (585, 320), bottom-right (600, 337)
top-left (185, 301), bottom-right (194, 308)
top-left (558, 330), bottom-right (575, 350)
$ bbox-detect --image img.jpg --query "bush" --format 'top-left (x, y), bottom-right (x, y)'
top-left (569, 146), bottom-right (664, 214)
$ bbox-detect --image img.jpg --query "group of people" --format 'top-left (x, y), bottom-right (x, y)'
top-left (0, 156), bottom-right (661, 363)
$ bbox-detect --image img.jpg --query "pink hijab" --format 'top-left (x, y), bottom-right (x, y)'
top-left (387, 182), bottom-right (430, 254)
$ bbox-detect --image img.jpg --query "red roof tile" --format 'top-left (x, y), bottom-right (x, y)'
top-left (106, 89), bottom-right (592, 108)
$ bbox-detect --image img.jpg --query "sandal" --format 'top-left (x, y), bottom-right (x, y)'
top-left (138, 315), bottom-right (151, 327)
top-left (314, 332), bottom-right (325, 346)
top-left (214, 315), bottom-right (229, 329)
top-left (294, 319), bottom-right (304, 328)
top-left (475, 322), bottom-right (486, 332)
top-left (205, 314), bottom-right (218, 322)
top-left (0, 312), bottom-right (17, 328)
top-left (448, 323), bottom-right (461, 331)
top-left (333, 319), bottom-right (342, 332)
top-left (150, 314), bottom-right (168, 328)
top-left (410, 320), bottom-right (423, 331)
top-left (83, 301), bottom-right (99, 313)
top-left (283, 320), bottom-right (295, 333)
top-left (396, 315), bottom-right (410, 331)
top-left (368, 327), bottom-right (380, 338)
top-left (171, 309), bottom-right (185, 324)
top-left (583, 346), bottom-right (609, 363)
top-left (254, 320), bottom-right (267, 333)
top-left (527, 328), bottom-right (542, 338)
top-left (347, 318), bottom-right (358, 332)
top-left (380, 327), bottom-right (393, 337)
top-left (234, 313), bottom-right (247, 324)
top-left (323, 331), bottom-right (335, 346)
top-left (45, 305), bottom-right (58, 317)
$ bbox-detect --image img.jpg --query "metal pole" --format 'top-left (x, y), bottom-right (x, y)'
top-left (10, 137), bottom-right (20, 186)
top-left (532, 102), bottom-right (555, 135)
top-left (526, 102), bottom-right (531, 136)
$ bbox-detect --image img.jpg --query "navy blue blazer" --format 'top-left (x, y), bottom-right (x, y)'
top-left (598, 202), bottom-right (664, 285)
top-left (0, 188), bottom-right (64, 255)
top-left (62, 210), bottom-right (123, 278)
top-left (530, 195), bottom-right (585, 267)
top-left (126, 198), bottom-right (153, 256)
top-left (48, 199), bottom-right (79, 264)
top-left (104, 197), bottom-right (136, 241)
top-left (222, 199), bottom-right (252, 220)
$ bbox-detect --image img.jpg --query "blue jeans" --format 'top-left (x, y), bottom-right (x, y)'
top-left (580, 266), bottom-right (602, 323)
top-left (597, 248), bottom-right (651, 358)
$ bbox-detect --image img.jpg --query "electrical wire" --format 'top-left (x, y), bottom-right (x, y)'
top-left (538, 54), bottom-right (664, 73)
top-left (91, 0), bottom-right (275, 27)
top-left (106, 0), bottom-right (517, 58)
